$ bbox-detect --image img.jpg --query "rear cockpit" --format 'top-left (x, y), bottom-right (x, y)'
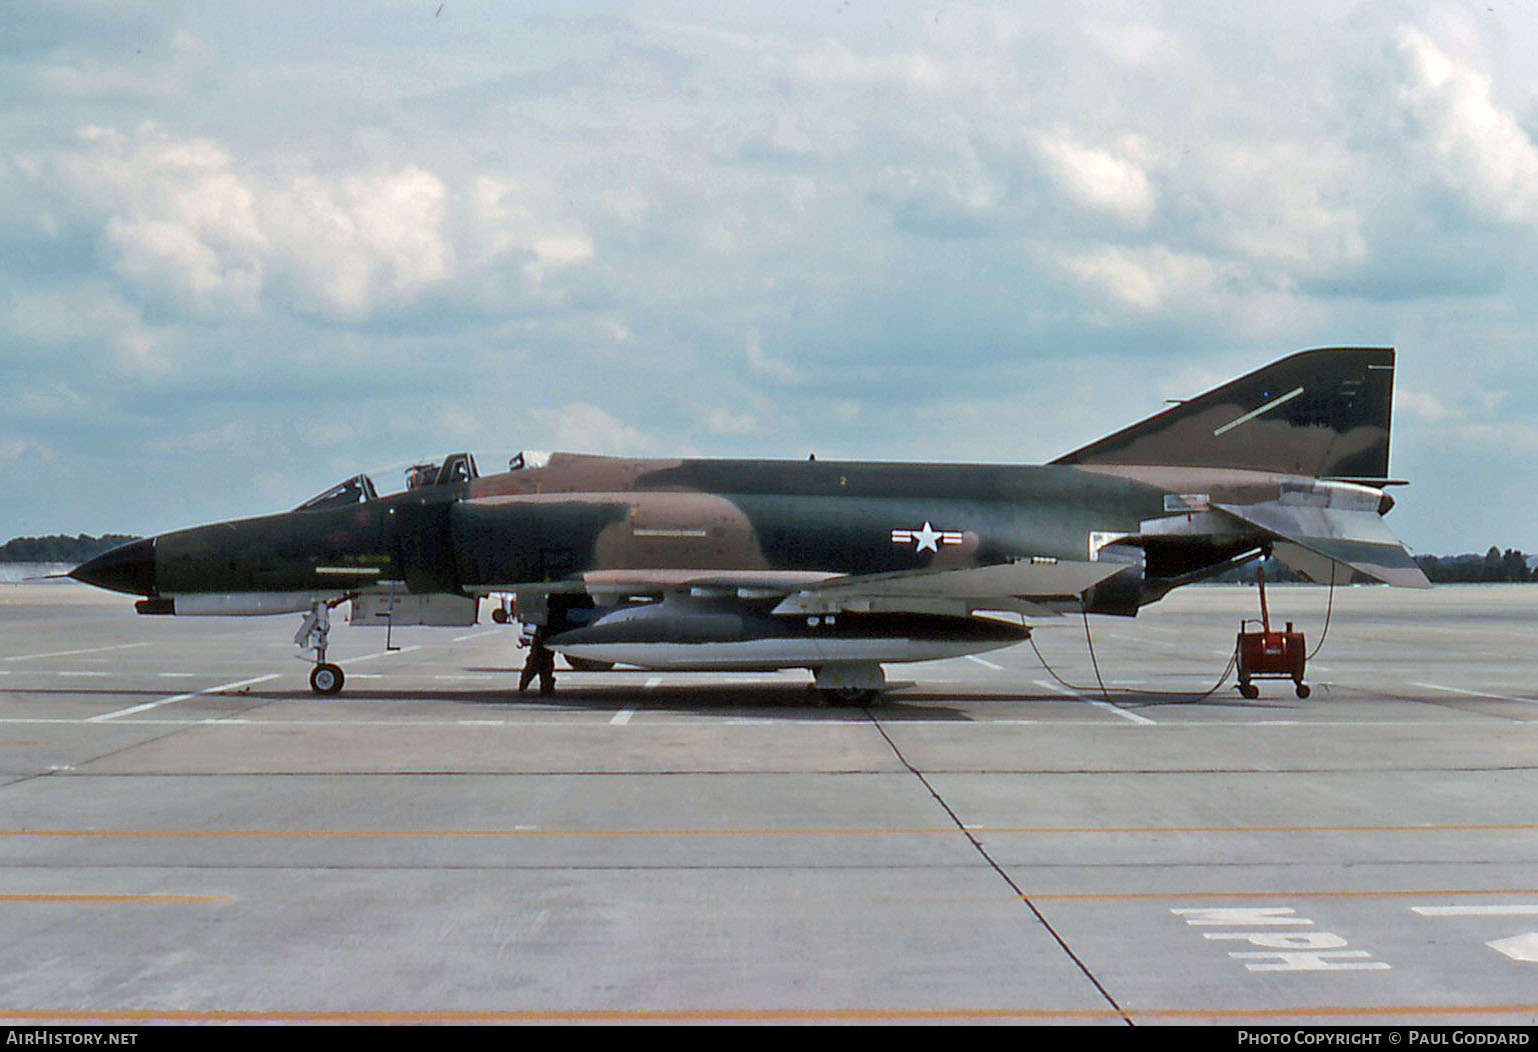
top-left (293, 451), bottom-right (557, 511)
top-left (294, 452), bottom-right (480, 511)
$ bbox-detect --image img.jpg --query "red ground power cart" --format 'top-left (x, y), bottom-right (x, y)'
top-left (1236, 562), bottom-right (1310, 699)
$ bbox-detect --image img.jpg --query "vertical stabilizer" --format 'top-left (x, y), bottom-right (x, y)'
top-left (1052, 347), bottom-right (1396, 480)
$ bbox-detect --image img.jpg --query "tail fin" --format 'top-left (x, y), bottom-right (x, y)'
top-left (1052, 347), bottom-right (1396, 481)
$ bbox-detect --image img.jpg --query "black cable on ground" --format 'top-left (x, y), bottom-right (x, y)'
top-left (1025, 574), bottom-right (1340, 704)
top-left (1307, 570), bottom-right (1337, 661)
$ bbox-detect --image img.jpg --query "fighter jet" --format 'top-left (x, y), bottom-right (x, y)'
top-left (70, 346), bottom-right (1428, 701)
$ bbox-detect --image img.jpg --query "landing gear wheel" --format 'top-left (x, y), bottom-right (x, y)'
top-left (310, 663), bottom-right (345, 695)
top-left (491, 607), bottom-right (509, 624)
top-left (1239, 682), bottom-right (1259, 700)
top-left (820, 687), bottom-right (881, 705)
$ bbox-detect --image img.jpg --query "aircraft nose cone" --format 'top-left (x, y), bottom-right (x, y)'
top-left (70, 537), bottom-right (157, 597)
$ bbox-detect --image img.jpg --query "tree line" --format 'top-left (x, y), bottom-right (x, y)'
top-left (1215, 547), bottom-right (1537, 584)
top-left (0, 534), bottom-right (142, 563)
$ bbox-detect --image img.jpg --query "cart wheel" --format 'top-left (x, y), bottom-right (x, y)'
top-left (1239, 683), bottom-right (1259, 699)
top-left (1295, 683), bottom-right (1311, 699)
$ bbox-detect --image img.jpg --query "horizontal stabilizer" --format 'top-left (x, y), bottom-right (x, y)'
top-left (1214, 502), bottom-right (1430, 589)
top-left (773, 559), bottom-right (1124, 617)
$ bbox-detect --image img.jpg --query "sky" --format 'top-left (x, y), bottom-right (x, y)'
top-left (3, 1), bottom-right (1538, 555)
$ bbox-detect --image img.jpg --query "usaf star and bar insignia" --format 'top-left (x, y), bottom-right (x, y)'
top-left (890, 521), bottom-right (964, 554)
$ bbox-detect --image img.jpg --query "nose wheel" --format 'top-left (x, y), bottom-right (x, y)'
top-left (298, 600), bottom-right (348, 695)
top-left (309, 662), bottom-right (345, 695)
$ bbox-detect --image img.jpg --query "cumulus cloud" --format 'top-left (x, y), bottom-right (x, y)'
top-left (527, 403), bottom-right (657, 455)
top-left (1035, 132), bottom-right (1155, 226)
top-left (1057, 244), bottom-right (1232, 312)
top-left (1394, 26), bottom-right (1538, 225)
top-left (24, 124), bottom-right (598, 321)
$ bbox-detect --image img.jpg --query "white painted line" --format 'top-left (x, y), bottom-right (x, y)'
top-left (610, 708), bottom-right (636, 726)
top-left (4, 642), bottom-right (152, 662)
top-left (1487, 935), bottom-right (1538, 962)
top-left (1411, 682), bottom-right (1538, 705)
top-left (1412, 905), bottom-right (1538, 917)
top-left (451, 630), bottom-right (502, 643)
top-left (644, 677), bottom-right (662, 689)
top-left (965, 655), bottom-right (1004, 671)
top-left (349, 646), bottom-right (422, 663)
top-left (88, 675), bottom-right (281, 722)
top-left (1212, 385), bottom-right (1304, 436)
top-left (1089, 700), bottom-right (1156, 725)
top-left (1033, 679), bottom-right (1155, 724)
top-left (57, 671), bottom-right (111, 677)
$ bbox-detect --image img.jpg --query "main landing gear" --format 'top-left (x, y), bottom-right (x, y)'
top-left (298, 599), bottom-right (346, 695)
top-left (517, 624), bottom-right (556, 696)
top-left (1235, 558), bottom-right (1309, 700)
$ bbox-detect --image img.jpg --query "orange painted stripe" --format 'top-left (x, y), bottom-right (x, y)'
top-left (0, 894), bottom-right (229, 903)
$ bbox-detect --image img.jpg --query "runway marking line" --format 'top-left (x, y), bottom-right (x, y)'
top-left (451, 630), bottom-right (501, 642)
top-left (87, 675), bottom-right (281, 722)
top-left (1412, 682), bottom-right (1538, 705)
top-left (1033, 679), bottom-right (1156, 724)
top-left (349, 646), bottom-right (422, 664)
top-left (3, 643), bottom-right (152, 662)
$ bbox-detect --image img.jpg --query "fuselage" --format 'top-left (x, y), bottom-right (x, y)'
top-left (73, 452), bottom-right (1371, 616)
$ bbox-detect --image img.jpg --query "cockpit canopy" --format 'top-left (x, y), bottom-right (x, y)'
top-left (293, 450), bottom-right (550, 512)
top-left (294, 452), bottom-right (479, 512)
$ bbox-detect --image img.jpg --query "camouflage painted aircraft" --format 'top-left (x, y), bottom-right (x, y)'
top-left (71, 346), bottom-right (1428, 700)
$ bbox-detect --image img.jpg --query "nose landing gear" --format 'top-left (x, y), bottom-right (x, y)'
top-left (298, 599), bottom-right (346, 695)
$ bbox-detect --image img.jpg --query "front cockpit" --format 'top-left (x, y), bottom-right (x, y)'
top-left (292, 451), bottom-right (553, 512)
top-left (294, 452), bottom-right (480, 511)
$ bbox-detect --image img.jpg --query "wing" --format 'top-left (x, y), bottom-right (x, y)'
top-left (771, 558), bottom-right (1126, 618)
top-left (477, 560), bottom-right (1126, 620)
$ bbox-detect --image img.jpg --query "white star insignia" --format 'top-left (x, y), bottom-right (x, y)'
top-left (890, 522), bottom-right (965, 554)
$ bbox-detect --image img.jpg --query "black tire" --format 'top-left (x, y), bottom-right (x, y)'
top-left (820, 687), bottom-right (880, 705)
top-left (1239, 682), bottom-right (1259, 700)
top-left (310, 663), bottom-right (345, 695)
top-left (1295, 683), bottom-right (1311, 699)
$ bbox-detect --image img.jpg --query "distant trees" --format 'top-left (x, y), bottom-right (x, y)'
top-left (0, 534), bottom-right (141, 563)
top-left (1414, 547), bottom-right (1538, 583)
top-left (1204, 547), bottom-right (1537, 585)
